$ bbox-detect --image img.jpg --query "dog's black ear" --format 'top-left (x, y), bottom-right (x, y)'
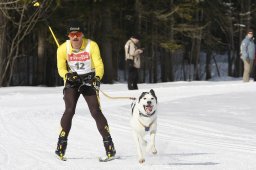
top-left (150, 89), bottom-right (155, 95)
top-left (131, 102), bottom-right (135, 115)
top-left (150, 89), bottom-right (157, 103)
top-left (139, 92), bottom-right (147, 102)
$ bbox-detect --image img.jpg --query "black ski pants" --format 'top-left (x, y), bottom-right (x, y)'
top-left (128, 66), bottom-right (139, 90)
top-left (60, 85), bottom-right (110, 138)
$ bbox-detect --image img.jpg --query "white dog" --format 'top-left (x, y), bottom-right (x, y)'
top-left (130, 89), bottom-right (158, 163)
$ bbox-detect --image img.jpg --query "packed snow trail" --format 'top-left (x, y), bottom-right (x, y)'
top-left (0, 81), bottom-right (256, 170)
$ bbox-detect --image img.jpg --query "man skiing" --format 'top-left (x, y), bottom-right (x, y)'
top-left (55, 20), bottom-right (116, 161)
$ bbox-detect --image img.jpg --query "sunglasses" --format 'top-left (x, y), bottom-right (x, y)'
top-left (68, 32), bottom-right (83, 38)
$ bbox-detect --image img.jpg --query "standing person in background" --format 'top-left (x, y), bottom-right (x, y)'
top-left (253, 50), bottom-right (256, 81)
top-left (124, 34), bottom-right (143, 90)
top-left (55, 20), bottom-right (116, 161)
top-left (240, 29), bottom-right (255, 82)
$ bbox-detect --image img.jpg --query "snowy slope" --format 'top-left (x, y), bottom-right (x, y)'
top-left (0, 80), bottom-right (256, 170)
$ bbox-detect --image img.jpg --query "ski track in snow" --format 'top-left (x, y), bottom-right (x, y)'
top-left (0, 81), bottom-right (256, 170)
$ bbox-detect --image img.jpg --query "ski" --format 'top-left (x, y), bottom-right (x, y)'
top-left (56, 154), bottom-right (67, 161)
top-left (98, 155), bottom-right (120, 162)
top-left (55, 153), bottom-right (120, 162)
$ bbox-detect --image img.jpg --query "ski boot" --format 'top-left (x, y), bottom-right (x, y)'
top-left (103, 136), bottom-right (116, 158)
top-left (55, 131), bottom-right (68, 161)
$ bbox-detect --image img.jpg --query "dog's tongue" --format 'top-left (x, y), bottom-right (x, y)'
top-left (145, 106), bottom-right (153, 113)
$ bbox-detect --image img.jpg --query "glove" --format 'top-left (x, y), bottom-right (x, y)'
top-left (91, 76), bottom-right (101, 90)
top-left (65, 72), bottom-right (80, 83)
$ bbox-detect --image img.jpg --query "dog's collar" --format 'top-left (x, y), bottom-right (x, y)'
top-left (138, 118), bottom-right (156, 132)
top-left (139, 111), bottom-right (156, 118)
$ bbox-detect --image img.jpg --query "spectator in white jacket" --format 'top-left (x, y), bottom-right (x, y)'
top-left (124, 34), bottom-right (143, 90)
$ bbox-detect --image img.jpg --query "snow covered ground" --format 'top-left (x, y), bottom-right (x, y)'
top-left (0, 80), bottom-right (256, 170)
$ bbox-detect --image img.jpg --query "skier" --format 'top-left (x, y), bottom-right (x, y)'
top-left (55, 20), bottom-right (116, 161)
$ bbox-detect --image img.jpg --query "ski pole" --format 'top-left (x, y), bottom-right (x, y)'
top-left (32, 1), bottom-right (60, 48)
top-left (48, 25), bottom-right (60, 47)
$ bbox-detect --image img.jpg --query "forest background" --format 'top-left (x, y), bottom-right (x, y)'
top-left (0, 0), bottom-right (256, 87)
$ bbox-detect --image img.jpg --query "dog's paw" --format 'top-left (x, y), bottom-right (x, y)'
top-left (146, 144), bottom-right (157, 154)
top-left (152, 149), bottom-right (157, 155)
top-left (139, 158), bottom-right (145, 164)
top-left (149, 146), bottom-right (157, 154)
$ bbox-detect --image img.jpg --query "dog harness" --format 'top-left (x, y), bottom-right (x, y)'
top-left (138, 111), bottom-right (156, 131)
top-left (138, 118), bottom-right (156, 132)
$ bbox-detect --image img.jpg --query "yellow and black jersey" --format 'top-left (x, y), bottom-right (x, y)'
top-left (57, 38), bottom-right (104, 83)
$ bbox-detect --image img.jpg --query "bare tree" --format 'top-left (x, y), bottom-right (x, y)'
top-left (0, 10), bottom-right (7, 73)
top-left (0, 0), bottom-right (55, 86)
